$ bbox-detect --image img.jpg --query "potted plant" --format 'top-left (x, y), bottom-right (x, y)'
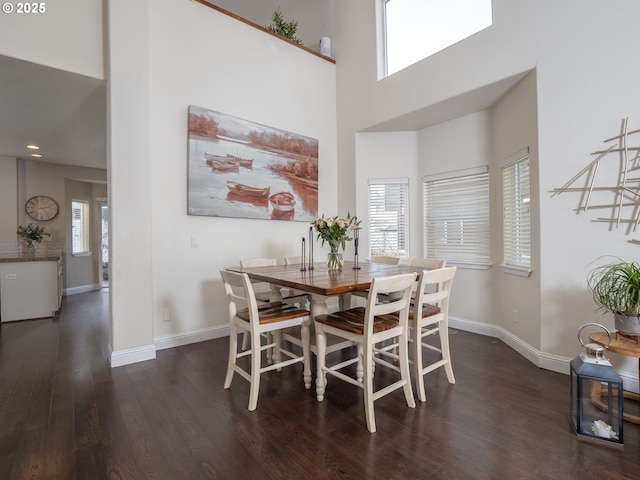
top-left (588, 258), bottom-right (640, 334)
top-left (266, 8), bottom-right (302, 44)
top-left (16, 222), bottom-right (51, 253)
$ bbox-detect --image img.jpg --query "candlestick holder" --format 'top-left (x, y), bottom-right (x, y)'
top-left (300, 237), bottom-right (307, 271)
top-left (353, 237), bottom-right (361, 270)
top-left (308, 227), bottom-right (315, 270)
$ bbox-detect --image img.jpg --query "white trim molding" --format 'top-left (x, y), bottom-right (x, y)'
top-left (64, 283), bottom-right (102, 296)
top-left (154, 324), bottom-right (229, 351)
top-left (110, 343), bottom-right (156, 368)
top-left (449, 315), bottom-right (639, 393)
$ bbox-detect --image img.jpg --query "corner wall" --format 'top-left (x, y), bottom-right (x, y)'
top-left (334, 0), bottom-right (640, 383)
top-left (107, 0), bottom-right (337, 365)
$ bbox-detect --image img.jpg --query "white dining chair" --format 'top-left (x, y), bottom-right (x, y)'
top-left (407, 257), bottom-right (446, 269)
top-left (314, 272), bottom-right (417, 433)
top-left (370, 255), bottom-right (402, 265)
top-left (376, 266), bottom-right (457, 403)
top-left (410, 266), bottom-right (456, 402)
top-left (220, 269), bottom-right (311, 411)
top-left (351, 255), bottom-right (402, 304)
top-left (239, 257), bottom-right (309, 352)
top-left (407, 257), bottom-right (446, 299)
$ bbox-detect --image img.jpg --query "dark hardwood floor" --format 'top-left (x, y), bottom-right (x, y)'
top-left (1, 290), bottom-right (639, 479)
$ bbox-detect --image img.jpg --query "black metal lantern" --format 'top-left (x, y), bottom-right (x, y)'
top-left (570, 323), bottom-right (623, 447)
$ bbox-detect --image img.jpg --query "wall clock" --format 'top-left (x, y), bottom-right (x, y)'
top-left (25, 195), bottom-right (59, 221)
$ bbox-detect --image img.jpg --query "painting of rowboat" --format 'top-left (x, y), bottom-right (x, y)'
top-left (187, 105), bottom-right (318, 221)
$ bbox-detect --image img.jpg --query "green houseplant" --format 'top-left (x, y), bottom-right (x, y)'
top-left (266, 8), bottom-right (301, 44)
top-left (17, 222), bottom-right (51, 252)
top-left (588, 258), bottom-right (640, 334)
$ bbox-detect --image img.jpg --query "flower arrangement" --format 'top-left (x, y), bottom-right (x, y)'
top-left (17, 222), bottom-right (51, 250)
top-left (312, 213), bottom-right (360, 269)
top-left (312, 213), bottom-right (360, 250)
top-left (311, 213), bottom-right (360, 270)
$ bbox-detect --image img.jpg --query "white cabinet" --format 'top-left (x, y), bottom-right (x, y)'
top-left (0, 256), bottom-right (63, 322)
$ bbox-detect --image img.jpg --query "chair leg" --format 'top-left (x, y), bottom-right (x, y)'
top-left (363, 346), bottom-right (376, 433)
top-left (399, 330), bottom-right (416, 409)
top-left (356, 344), bottom-right (364, 382)
top-left (301, 321), bottom-right (312, 389)
top-left (273, 331), bottom-right (283, 370)
top-left (241, 329), bottom-right (249, 350)
top-left (316, 326), bottom-right (327, 401)
top-left (248, 330), bottom-right (262, 411)
top-left (265, 332), bottom-right (273, 364)
top-left (440, 324), bottom-right (456, 384)
top-left (224, 321), bottom-right (238, 389)
top-left (414, 325), bottom-right (427, 403)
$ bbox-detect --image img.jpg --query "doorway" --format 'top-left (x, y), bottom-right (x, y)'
top-left (100, 203), bottom-right (109, 287)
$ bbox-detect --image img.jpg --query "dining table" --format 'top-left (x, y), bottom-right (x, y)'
top-left (231, 260), bottom-right (426, 318)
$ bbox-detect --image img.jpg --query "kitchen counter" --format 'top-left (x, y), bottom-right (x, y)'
top-left (0, 252), bottom-right (63, 262)
top-left (0, 253), bottom-right (63, 322)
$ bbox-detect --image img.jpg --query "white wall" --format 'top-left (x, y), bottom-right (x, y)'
top-left (355, 131), bottom-right (417, 261)
top-left (107, 0), bottom-right (337, 364)
top-left (489, 72), bottom-right (540, 350)
top-left (0, 157), bottom-right (17, 243)
top-left (0, 0), bottom-right (104, 79)
top-left (416, 111), bottom-right (493, 328)
top-left (334, 0), bottom-right (640, 382)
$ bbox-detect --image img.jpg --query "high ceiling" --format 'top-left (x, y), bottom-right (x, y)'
top-left (0, 54), bottom-right (107, 170)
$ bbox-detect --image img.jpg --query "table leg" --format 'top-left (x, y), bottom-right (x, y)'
top-left (316, 324), bottom-right (327, 401)
top-left (269, 284), bottom-right (283, 303)
top-left (301, 319), bottom-right (312, 389)
top-left (310, 293), bottom-right (328, 318)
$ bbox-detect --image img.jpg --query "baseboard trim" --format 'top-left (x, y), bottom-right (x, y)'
top-left (154, 324), bottom-right (230, 351)
top-left (65, 283), bottom-right (102, 296)
top-left (110, 343), bottom-right (156, 368)
top-left (449, 316), bottom-right (639, 392)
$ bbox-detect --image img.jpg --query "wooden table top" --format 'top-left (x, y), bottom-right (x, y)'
top-left (590, 331), bottom-right (640, 358)
top-left (231, 261), bottom-right (425, 297)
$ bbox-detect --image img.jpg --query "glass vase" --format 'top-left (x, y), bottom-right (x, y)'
top-left (25, 241), bottom-right (36, 256)
top-left (327, 247), bottom-right (343, 270)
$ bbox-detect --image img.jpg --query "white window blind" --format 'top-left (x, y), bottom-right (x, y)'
top-left (72, 200), bottom-right (90, 254)
top-left (501, 149), bottom-right (531, 274)
top-left (423, 166), bottom-right (490, 266)
top-left (368, 178), bottom-right (409, 258)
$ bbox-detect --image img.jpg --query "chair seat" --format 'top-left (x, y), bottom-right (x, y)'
top-left (236, 302), bottom-right (310, 324)
top-left (407, 303), bottom-right (440, 320)
top-left (315, 307), bottom-right (400, 335)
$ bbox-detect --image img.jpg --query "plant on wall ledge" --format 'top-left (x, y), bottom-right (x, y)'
top-left (266, 7), bottom-right (302, 44)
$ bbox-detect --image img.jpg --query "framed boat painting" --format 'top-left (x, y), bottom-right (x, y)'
top-left (187, 105), bottom-right (319, 222)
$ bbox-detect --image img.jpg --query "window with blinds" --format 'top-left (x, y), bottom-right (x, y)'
top-left (501, 149), bottom-right (531, 275)
top-left (71, 200), bottom-right (90, 254)
top-left (423, 166), bottom-right (490, 267)
top-left (368, 179), bottom-right (409, 258)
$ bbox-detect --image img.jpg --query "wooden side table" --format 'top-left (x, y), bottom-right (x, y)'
top-left (589, 331), bottom-right (640, 424)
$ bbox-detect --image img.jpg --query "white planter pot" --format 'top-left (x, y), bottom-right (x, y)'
top-left (614, 313), bottom-right (640, 335)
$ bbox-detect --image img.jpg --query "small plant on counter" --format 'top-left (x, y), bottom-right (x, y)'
top-left (17, 222), bottom-right (51, 249)
top-left (266, 7), bottom-right (302, 44)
